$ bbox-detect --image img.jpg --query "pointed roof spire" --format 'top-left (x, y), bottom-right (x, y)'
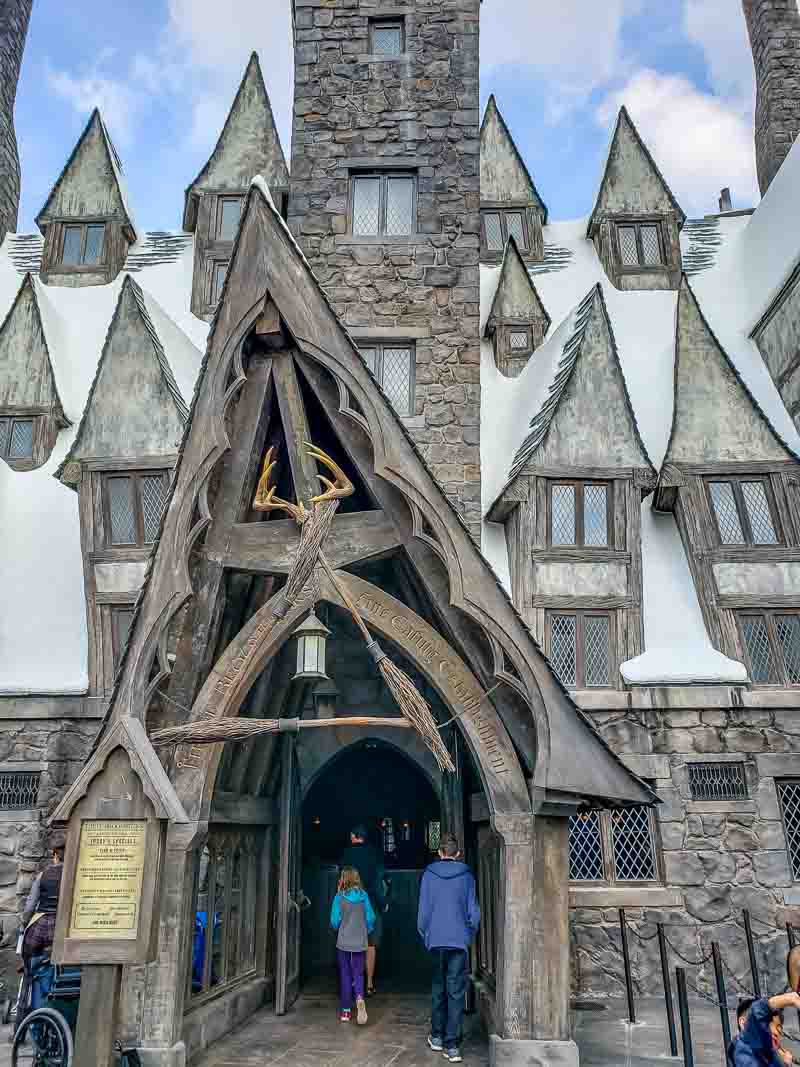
top-left (588, 106), bottom-right (685, 235)
top-left (0, 273), bottom-right (69, 424)
top-left (481, 94), bottom-right (548, 222)
top-left (36, 109), bottom-right (136, 240)
top-left (183, 53), bottom-right (290, 231)
top-left (485, 236), bottom-right (551, 337)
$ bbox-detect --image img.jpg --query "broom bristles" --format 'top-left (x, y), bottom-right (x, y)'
top-left (378, 657), bottom-right (455, 773)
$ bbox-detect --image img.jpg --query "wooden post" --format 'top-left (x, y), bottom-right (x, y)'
top-left (74, 965), bottom-right (122, 1067)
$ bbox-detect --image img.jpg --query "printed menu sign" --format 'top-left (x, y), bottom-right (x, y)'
top-left (68, 820), bottom-right (146, 940)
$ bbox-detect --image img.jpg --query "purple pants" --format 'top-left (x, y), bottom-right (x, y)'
top-left (337, 949), bottom-right (366, 1011)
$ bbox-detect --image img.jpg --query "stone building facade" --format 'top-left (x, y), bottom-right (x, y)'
top-left (0, 0), bottom-right (31, 243)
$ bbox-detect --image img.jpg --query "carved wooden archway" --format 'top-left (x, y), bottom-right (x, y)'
top-left (170, 570), bottom-right (530, 824)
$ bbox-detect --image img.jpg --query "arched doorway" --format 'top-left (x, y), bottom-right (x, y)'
top-left (300, 739), bottom-right (441, 992)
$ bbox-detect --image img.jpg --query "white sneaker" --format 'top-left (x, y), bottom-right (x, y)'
top-left (356, 997), bottom-right (368, 1025)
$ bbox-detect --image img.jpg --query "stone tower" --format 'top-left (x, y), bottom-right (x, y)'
top-left (289, 0), bottom-right (482, 540)
top-left (743, 0), bottom-right (800, 195)
top-left (0, 0), bottom-right (32, 242)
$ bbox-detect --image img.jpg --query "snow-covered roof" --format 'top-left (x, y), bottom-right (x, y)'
top-left (481, 141), bottom-right (800, 686)
top-left (0, 229), bottom-right (206, 696)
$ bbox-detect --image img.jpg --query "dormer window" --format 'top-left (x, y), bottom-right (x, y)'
top-left (706, 477), bottom-right (781, 545)
top-left (549, 481), bottom-right (611, 548)
top-left (482, 209), bottom-right (528, 254)
top-left (616, 222), bottom-right (664, 269)
top-left (60, 222), bottom-right (106, 267)
top-left (509, 328), bottom-right (532, 355)
top-left (0, 416), bottom-right (34, 462)
top-left (104, 471), bottom-right (169, 548)
top-left (215, 197), bottom-right (243, 241)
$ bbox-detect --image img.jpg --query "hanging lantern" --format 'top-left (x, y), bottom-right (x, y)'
top-left (292, 611), bottom-right (331, 681)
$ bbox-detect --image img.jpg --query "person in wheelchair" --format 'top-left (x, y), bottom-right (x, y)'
top-left (19, 830), bottom-right (65, 1009)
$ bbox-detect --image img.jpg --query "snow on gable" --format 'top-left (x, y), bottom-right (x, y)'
top-left (665, 276), bottom-right (797, 465)
top-left (36, 110), bottom-right (136, 238)
top-left (480, 95), bottom-right (547, 218)
top-left (0, 273), bottom-right (66, 419)
top-left (588, 107), bottom-right (685, 232)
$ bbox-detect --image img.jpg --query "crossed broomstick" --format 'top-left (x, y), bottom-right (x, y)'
top-left (150, 444), bottom-right (455, 774)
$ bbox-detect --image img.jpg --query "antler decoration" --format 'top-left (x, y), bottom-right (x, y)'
top-left (151, 440), bottom-right (455, 774)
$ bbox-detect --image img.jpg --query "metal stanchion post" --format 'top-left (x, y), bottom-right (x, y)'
top-left (658, 923), bottom-right (679, 1057)
top-left (619, 908), bottom-right (636, 1025)
top-left (712, 942), bottom-right (731, 1054)
top-left (676, 967), bottom-right (695, 1067)
top-left (743, 910), bottom-right (761, 997)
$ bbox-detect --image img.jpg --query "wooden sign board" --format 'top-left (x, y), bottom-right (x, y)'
top-left (69, 819), bottom-right (147, 941)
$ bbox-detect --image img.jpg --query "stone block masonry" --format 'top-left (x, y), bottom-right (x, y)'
top-left (289, 0), bottom-right (482, 541)
top-left (0, 0), bottom-right (32, 243)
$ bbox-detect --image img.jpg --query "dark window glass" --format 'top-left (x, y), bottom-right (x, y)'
top-left (217, 197), bottom-right (243, 241)
top-left (569, 812), bottom-right (603, 880)
top-left (0, 417), bottom-right (35, 460)
top-left (211, 261), bottom-right (228, 305)
top-left (739, 611), bottom-right (800, 686)
top-left (569, 807), bottom-right (659, 884)
top-left (108, 476), bottom-right (137, 545)
top-left (611, 807), bottom-right (656, 881)
top-left (0, 771), bottom-right (40, 810)
top-left (687, 762), bottom-right (748, 801)
top-left (482, 209), bottom-right (529, 254)
top-left (358, 342), bottom-right (414, 416)
top-left (61, 226), bottom-right (83, 266)
top-left (105, 472), bottom-right (169, 548)
top-left (111, 607), bottom-right (135, 672)
top-left (616, 222), bottom-right (664, 267)
top-left (84, 224), bottom-right (105, 265)
top-left (707, 478), bottom-right (780, 546)
top-left (777, 781), bottom-right (800, 881)
top-left (60, 223), bottom-right (106, 266)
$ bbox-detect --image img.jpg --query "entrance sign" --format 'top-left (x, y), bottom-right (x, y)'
top-left (69, 820), bottom-right (147, 940)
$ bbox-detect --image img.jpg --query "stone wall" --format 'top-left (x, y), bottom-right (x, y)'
top-left (743, 0), bottom-right (800, 195)
top-left (288, 0), bottom-right (482, 540)
top-left (571, 705), bottom-right (800, 998)
top-left (0, 0), bottom-right (31, 243)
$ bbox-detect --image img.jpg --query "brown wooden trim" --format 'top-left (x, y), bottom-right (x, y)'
top-left (524, 464), bottom-right (639, 480)
top-left (682, 460), bottom-right (797, 475)
top-left (708, 546), bottom-right (800, 564)
top-left (538, 596), bottom-right (632, 610)
top-left (82, 455), bottom-right (178, 472)
top-left (722, 596), bottom-right (800, 609)
top-left (532, 548), bottom-right (631, 564)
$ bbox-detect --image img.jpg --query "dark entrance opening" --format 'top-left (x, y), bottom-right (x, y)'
top-left (301, 739), bottom-right (441, 993)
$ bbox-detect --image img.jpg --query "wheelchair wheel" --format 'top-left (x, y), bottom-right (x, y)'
top-left (11, 1006), bottom-right (72, 1066)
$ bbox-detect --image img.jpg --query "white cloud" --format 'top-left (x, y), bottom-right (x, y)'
top-left (46, 67), bottom-right (139, 145)
top-left (598, 69), bottom-right (758, 214)
top-left (683, 0), bottom-right (754, 105)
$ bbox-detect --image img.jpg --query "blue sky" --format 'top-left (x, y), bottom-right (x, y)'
top-left (16, 0), bottom-right (761, 234)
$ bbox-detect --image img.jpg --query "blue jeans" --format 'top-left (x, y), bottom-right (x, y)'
top-left (430, 948), bottom-right (468, 1049)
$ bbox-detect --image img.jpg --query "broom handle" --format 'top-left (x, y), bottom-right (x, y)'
top-left (301, 717), bottom-right (410, 730)
top-left (316, 550), bottom-right (374, 644)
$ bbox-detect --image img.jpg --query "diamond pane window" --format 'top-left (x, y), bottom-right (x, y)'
top-left (569, 813), bottom-right (603, 881)
top-left (618, 226), bottom-right (638, 266)
top-left (112, 607), bottom-right (135, 672)
top-left (640, 225), bottom-right (662, 265)
top-left (357, 342), bottom-right (414, 416)
top-left (353, 177), bottom-right (382, 236)
top-left (108, 476), bottom-right (137, 545)
top-left (0, 771), bottom-right (40, 810)
top-left (611, 807), bottom-right (656, 881)
top-left (776, 615), bottom-right (800, 684)
top-left (210, 261), bottom-right (228, 305)
top-left (141, 474), bottom-right (168, 543)
top-left (360, 347), bottom-right (378, 374)
top-left (371, 21), bottom-right (403, 57)
top-left (510, 330), bottom-right (530, 351)
top-left (84, 224), bottom-right (105, 265)
top-left (61, 225), bottom-right (83, 266)
top-left (483, 212), bottom-right (503, 252)
top-left (550, 615), bottom-right (577, 687)
top-left (217, 197), bottom-right (243, 241)
top-left (740, 614), bottom-right (779, 683)
top-left (386, 177), bottom-right (414, 236)
top-left (584, 615), bottom-right (610, 687)
top-left (583, 484), bottom-right (608, 547)
top-left (8, 419), bottom-right (33, 460)
top-left (427, 821), bottom-right (441, 852)
top-left (742, 481), bottom-right (778, 544)
top-left (687, 762), bottom-right (748, 801)
top-left (0, 419), bottom-right (7, 450)
top-left (551, 485), bottom-right (576, 545)
top-left (778, 781), bottom-right (800, 880)
top-left (709, 482), bottom-right (745, 544)
top-left (505, 212), bottom-right (527, 250)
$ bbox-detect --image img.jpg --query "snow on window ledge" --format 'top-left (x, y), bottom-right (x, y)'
top-left (620, 646), bottom-right (748, 687)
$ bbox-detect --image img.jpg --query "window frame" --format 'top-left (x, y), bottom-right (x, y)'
top-left (209, 259), bottom-right (229, 305)
top-left (58, 221), bottom-right (107, 268)
top-left (546, 609), bottom-right (616, 690)
top-left (369, 17), bottom-right (405, 57)
top-left (0, 414), bottom-right (37, 463)
top-left (547, 479), bottom-right (613, 549)
top-left (110, 605), bottom-right (136, 673)
top-left (777, 779), bottom-right (800, 882)
top-left (687, 761), bottom-right (749, 801)
top-left (349, 171), bottom-right (417, 239)
top-left (737, 609), bottom-right (800, 687)
top-left (614, 220), bottom-right (665, 270)
top-left (481, 208), bottom-right (530, 254)
top-left (569, 806), bottom-right (661, 886)
top-left (357, 341), bottom-right (416, 416)
top-left (213, 195), bottom-right (244, 242)
top-left (507, 326), bottom-right (533, 357)
top-left (705, 476), bottom-right (782, 546)
top-left (102, 470), bottom-right (169, 549)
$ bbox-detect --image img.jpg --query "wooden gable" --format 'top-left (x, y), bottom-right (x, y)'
top-left (588, 106), bottom-right (685, 232)
top-left (183, 52), bottom-right (290, 231)
top-left (480, 95), bottom-right (547, 218)
top-left (485, 238), bottom-right (550, 333)
top-left (0, 274), bottom-right (66, 417)
top-left (665, 276), bottom-right (797, 465)
top-left (57, 276), bottom-right (188, 479)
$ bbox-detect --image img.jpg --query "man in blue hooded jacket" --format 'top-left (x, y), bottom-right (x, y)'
top-left (417, 833), bottom-right (480, 1064)
top-left (730, 991), bottom-right (800, 1065)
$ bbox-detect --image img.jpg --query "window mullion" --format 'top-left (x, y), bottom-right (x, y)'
top-left (766, 612), bottom-right (786, 685)
top-left (376, 344), bottom-right (384, 389)
top-left (379, 177), bottom-right (388, 237)
top-left (576, 482), bottom-right (585, 547)
top-left (600, 813), bottom-right (615, 883)
top-left (133, 474), bottom-right (146, 547)
top-left (733, 482), bottom-right (754, 545)
top-left (635, 226), bottom-right (645, 267)
top-left (80, 225), bottom-right (89, 266)
top-left (576, 612), bottom-right (585, 689)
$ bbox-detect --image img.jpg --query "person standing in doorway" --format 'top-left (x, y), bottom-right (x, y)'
top-left (417, 833), bottom-right (480, 1064)
top-left (340, 824), bottom-right (385, 996)
top-left (330, 866), bottom-right (375, 1024)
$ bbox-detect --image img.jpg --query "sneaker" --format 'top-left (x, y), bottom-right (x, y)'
top-left (356, 998), bottom-right (368, 1025)
top-left (443, 1051), bottom-right (462, 1063)
top-left (339, 1010), bottom-right (351, 1023)
top-left (428, 1036), bottom-right (444, 1052)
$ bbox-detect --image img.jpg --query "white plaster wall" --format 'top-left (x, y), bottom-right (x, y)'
top-left (714, 561), bottom-right (800, 596)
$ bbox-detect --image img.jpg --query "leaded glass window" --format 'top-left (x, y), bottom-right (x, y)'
top-left (370, 19), bottom-right (404, 57)
top-left (357, 342), bottom-right (414, 416)
top-left (352, 173), bottom-right (415, 237)
top-left (615, 221), bottom-right (664, 268)
top-left (481, 209), bottom-right (529, 254)
top-left (549, 481), bottom-right (610, 547)
top-left (687, 762), bottom-right (748, 801)
top-left (509, 329), bottom-right (531, 352)
top-left (216, 196), bottom-right (243, 241)
top-left (483, 212), bottom-right (503, 252)
top-left (548, 611), bottom-right (615, 690)
top-left (707, 478), bottom-right (780, 546)
top-left (111, 606), bottom-right (135, 672)
top-left (777, 781), bottom-right (800, 880)
top-left (739, 611), bottom-right (800, 686)
top-left (569, 806), bottom-right (659, 884)
top-left (0, 771), bottom-right (40, 810)
top-left (210, 261), bottom-right (228, 305)
top-left (59, 222), bottom-right (106, 267)
top-left (104, 471), bottom-right (169, 548)
top-left (0, 417), bottom-right (34, 461)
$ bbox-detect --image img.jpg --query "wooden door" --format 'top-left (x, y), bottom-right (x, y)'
top-left (275, 736), bottom-right (303, 1014)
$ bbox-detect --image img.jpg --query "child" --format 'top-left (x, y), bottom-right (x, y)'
top-left (330, 866), bottom-right (375, 1025)
top-left (732, 992), bottom-right (800, 1065)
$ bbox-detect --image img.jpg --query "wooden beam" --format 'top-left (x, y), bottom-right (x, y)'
top-left (273, 354), bottom-right (319, 505)
top-left (210, 791), bottom-right (277, 825)
top-left (222, 510), bottom-right (400, 574)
